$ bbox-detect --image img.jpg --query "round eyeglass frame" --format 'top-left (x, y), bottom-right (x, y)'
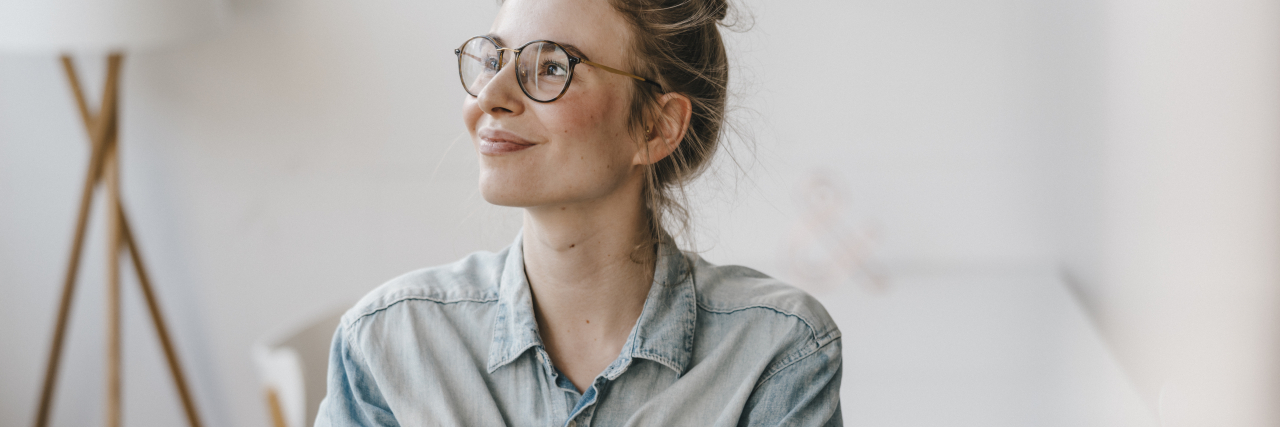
top-left (454, 35), bottom-right (664, 103)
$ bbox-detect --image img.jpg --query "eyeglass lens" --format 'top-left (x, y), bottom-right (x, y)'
top-left (458, 37), bottom-right (573, 102)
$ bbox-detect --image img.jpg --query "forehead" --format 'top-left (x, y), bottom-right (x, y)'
top-left (491, 0), bottom-right (632, 61)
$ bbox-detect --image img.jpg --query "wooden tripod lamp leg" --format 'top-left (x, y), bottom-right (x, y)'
top-left (34, 53), bottom-right (205, 427)
top-left (118, 208), bottom-right (205, 427)
top-left (105, 136), bottom-right (124, 427)
top-left (100, 53), bottom-right (204, 427)
top-left (32, 54), bottom-right (123, 427)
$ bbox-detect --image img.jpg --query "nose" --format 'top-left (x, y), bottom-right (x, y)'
top-left (475, 57), bottom-right (525, 117)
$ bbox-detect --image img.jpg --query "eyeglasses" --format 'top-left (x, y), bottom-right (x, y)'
top-left (454, 36), bottom-right (664, 103)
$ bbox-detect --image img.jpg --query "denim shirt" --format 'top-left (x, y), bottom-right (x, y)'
top-left (315, 233), bottom-right (842, 426)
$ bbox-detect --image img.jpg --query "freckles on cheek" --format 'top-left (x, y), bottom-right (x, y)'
top-left (556, 105), bottom-right (594, 132)
top-left (554, 98), bottom-right (615, 140)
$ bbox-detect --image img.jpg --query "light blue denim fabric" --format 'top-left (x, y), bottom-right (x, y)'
top-left (315, 233), bottom-right (842, 426)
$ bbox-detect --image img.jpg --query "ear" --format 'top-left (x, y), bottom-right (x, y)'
top-left (633, 92), bottom-right (693, 166)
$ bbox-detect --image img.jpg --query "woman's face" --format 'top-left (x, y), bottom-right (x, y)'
top-left (464, 0), bottom-right (645, 209)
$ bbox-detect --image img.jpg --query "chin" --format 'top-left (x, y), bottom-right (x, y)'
top-left (476, 161), bottom-right (637, 209)
top-left (478, 171), bottom-right (540, 207)
top-left (479, 189), bottom-right (534, 207)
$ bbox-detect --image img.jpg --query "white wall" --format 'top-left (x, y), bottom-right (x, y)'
top-left (0, 0), bottom-right (1274, 426)
top-left (695, 0), bottom-right (1108, 278)
top-left (1100, 1), bottom-right (1280, 424)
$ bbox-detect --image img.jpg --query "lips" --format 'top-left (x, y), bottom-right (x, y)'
top-left (478, 128), bottom-right (536, 155)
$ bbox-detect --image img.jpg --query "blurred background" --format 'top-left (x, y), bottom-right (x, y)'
top-left (1, 0), bottom-right (1277, 426)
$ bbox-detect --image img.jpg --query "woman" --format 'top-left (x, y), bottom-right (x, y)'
top-left (316, 0), bottom-right (842, 424)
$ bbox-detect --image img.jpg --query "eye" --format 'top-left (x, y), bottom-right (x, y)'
top-left (539, 61), bottom-right (569, 78)
top-left (483, 55), bottom-right (502, 72)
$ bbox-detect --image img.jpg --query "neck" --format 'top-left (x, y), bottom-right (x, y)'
top-left (521, 178), bottom-right (656, 375)
top-left (522, 200), bottom-right (655, 332)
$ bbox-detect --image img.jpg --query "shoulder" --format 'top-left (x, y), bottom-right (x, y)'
top-left (689, 253), bottom-right (841, 348)
top-left (338, 247), bottom-right (508, 332)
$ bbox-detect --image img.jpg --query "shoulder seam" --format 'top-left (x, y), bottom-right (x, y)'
top-left (347, 295), bottom-right (498, 328)
top-left (695, 301), bottom-right (840, 348)
top-left (756, 336), bottom-right (841, 386)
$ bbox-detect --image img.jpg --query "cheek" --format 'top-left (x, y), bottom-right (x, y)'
top-left (547, 92), bottom-right (635, 160)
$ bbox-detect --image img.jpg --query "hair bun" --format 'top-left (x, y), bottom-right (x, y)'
top-left (707, 0), bottom-right (728, 21)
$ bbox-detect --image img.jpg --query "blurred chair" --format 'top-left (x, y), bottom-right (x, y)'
top-left (254, 308), bottom-right (344, 427)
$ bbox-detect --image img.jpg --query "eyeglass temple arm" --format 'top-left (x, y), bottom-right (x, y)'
top-left (579, 59), bottom-right (665, 92)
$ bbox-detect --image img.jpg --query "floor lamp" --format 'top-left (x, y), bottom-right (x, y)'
top-left (0, 1), bottom-right (222, 427)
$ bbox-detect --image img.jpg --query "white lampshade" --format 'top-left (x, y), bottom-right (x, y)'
top-left (0, 0), bottom-right (224, 53)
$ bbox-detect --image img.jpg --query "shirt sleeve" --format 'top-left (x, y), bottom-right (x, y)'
top-left (314, 321), bottom-right (400, 427)
top-left (739, 338), bottom-right (843, 427)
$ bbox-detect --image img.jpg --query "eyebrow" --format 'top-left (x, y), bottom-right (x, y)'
top-left (487, 34), bottom-right (591, 60)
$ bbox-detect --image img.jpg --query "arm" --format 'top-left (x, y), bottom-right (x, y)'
top-left (314, 322), bottom-right (400, 427)
top-left (739, 338), bottom-right (843, 427)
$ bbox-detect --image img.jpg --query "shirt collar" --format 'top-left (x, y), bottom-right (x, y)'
top-left (486, 231), bottom-right (698, 377)
top-left (487, 231), bottom-right (542, 373)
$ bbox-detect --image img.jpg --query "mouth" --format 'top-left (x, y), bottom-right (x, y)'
top-left (477, 128), bottom-right (536, 155)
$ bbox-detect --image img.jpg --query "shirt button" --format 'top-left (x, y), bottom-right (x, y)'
top-left (568, 421), bottom-right (576, 427)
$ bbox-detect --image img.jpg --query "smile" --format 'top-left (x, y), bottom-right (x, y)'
top-left (478, 128), bottom-right (536, 155)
